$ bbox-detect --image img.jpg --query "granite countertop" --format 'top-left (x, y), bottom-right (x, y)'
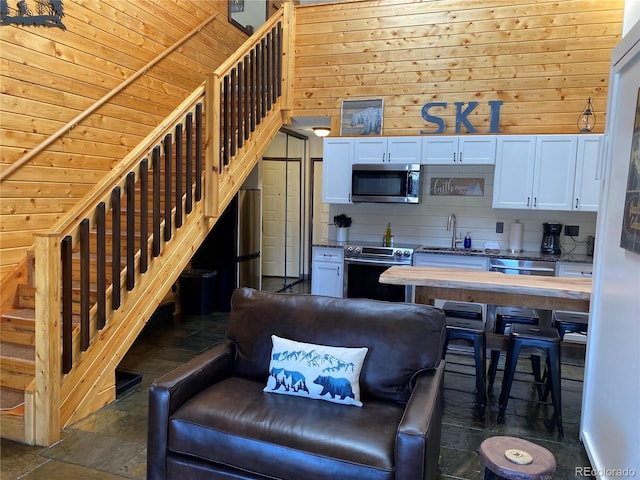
top-left (313, 241), bottom-right (593, 264)
top-left (414, 246), bottom-right (593, 264)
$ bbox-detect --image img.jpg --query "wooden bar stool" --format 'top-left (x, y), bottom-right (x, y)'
top-left (488, 307), bottom-right (540, 395)
top-left (478, 436), bottom-right (556, 480)
top-left (497, 324), bottom-right (563, 436)
top-left (442, 302), bottom-right (486, 419)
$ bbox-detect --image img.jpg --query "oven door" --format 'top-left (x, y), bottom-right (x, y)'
top-left (344, 259), bottom-right (408, 302)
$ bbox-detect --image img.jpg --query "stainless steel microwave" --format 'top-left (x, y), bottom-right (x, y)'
top-left (351, 163), bottom-right (421, 203)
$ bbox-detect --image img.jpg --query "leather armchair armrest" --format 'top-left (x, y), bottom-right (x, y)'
top-left (147, 340), bottom-right (235, 480)
top-left (395, 361), bottom-right (446, 480)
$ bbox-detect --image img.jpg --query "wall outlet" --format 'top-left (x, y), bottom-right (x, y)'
top-left (496, 222), bottom-right (504, 233)
top-left (565, 225), bottom-right (579, 236)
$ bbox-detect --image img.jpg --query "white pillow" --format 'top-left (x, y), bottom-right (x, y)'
top-left (263, 335), bottom-right (368, 407)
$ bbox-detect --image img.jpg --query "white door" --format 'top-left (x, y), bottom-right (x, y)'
top-left (262, 159), bottom-right (301, 278)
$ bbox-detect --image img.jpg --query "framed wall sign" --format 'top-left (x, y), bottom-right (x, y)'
top-left (340, 98), bottom-right (383, 136)
top-left (620, 87), bottom-right (640, 254)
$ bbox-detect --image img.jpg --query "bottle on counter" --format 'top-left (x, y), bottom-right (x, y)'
top-left (385, 223), bottom-right (392, 247)
top-left (464, 232), bottom-right (472, 249)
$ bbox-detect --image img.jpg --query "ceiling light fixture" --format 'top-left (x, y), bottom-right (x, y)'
top-left (577, 97), bottom-right (596, 133)
top-left (312, 127), bottom-right (331, 137)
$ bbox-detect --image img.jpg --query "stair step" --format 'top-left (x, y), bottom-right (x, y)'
top-left (1, 310), bottom-right (36, 346)
top-left (0, 342), bottom-right (35, 390)
top-left (0, 386), bottom-right (25, 411)
top-left (16, 285), bottom-right (35, 309)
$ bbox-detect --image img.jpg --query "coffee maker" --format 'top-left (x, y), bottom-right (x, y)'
top-left (540, 223), bottom-right (562, 255)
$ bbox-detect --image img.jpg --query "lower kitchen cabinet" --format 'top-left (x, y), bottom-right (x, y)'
top-left (311, 246), bottom-right (344, 298)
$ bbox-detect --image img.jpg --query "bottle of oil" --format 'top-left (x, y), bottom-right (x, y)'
top-left (385, 223), bottom-right (392, 247)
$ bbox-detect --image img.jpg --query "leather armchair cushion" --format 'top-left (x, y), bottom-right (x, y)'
top-left (227, 288), bottom-right (446, 403)
top-left (168, 376), bottom-right (405, 480)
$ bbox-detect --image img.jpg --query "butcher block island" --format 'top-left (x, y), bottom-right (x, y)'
top-left (380, 266), bottom-right (592, 313)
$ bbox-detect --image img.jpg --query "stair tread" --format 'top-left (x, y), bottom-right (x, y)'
top-left (1, 309), bottom-right (35, 322)
top-left (0, 342), bottom-right (35, 362)
top-left (0, 386), bottom-right (25, 411)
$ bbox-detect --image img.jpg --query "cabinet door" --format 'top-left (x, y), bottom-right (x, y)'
top-left (492, 136), bottom-right (536, 209)
top-left (413, 253), bottom-right (489, 270)
top-left (387, 137), bottom-right (421, 163)
top-left (421, 136), bottom-right (457, 164)
top-left (458, 136), bottom-right (496, 165)
top-left (354, 137), bottom-right (387, 163)
top-left (556, 262), bottom-right (593, 278)
top-left (573, 134), bottom-right (602, 211)
top-left (311, 261), bottom-right (343, 297)
top-left (533, 135), bottom-right (577, 210)
top-left (322, 138), bottom-right (353, 204)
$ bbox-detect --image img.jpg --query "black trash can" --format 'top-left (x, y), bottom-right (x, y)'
top-left (180, 269), bottom-right (217, 315)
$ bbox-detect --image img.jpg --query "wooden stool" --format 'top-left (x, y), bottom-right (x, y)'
top-left (478, 436), bottom-right (556, 480)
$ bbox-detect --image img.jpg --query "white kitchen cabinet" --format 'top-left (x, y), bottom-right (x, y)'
top-left (353, 137), bottom-right (421, 164)
top-left (555, 261), bottom-right (593, 278)
top-left (421, 135), bottom-right (496, 165)
top-left (492, 135), bottom-right (578, 210)
top-left (413, 253), bottom-right (489, 270)
top-left (311, 246), bottom-right (344, 298)
top-left (534, 135), bottom-right (578, 210)
top-left (492, 136), bottom-right (537, 209)
top-left (322, 138), bottom-right (353, 204)
top-left (572, 134), bottom-right (602, 211)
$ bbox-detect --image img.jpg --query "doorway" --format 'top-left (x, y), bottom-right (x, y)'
top-left (261, 129), bottom-right (308, 291)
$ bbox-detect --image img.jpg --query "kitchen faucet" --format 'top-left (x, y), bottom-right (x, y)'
top-left (447, 213), bottom-right (462, 250)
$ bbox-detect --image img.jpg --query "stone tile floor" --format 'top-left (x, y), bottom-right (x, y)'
top-left (1, 288), bottom-right (593, 479)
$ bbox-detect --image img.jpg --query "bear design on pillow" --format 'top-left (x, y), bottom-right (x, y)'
top-left (313, 375), bottom-right (355, 401)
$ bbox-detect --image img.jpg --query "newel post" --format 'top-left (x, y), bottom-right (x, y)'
top-left (281, 0), bottom-right (295, 120)
top-left (33, 233), bottom-right (62, 446)
top-left (204, 73), bottom-right (220, 218)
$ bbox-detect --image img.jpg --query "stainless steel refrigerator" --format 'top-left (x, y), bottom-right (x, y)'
top-left (237, 189), bottom-right (261, 290)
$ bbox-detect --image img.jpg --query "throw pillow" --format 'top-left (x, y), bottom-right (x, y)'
top-left (263, 335), bottom-right (368, 407)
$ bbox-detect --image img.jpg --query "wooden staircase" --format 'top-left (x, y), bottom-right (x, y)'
top-left (0, 3), bottom-right (294, 446)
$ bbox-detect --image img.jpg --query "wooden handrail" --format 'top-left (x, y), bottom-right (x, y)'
top-left (0, 12), bottom-right (218, 183)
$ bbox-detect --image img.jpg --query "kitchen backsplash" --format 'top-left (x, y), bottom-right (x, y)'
top-left (325, 165), bottom-right (597, 255)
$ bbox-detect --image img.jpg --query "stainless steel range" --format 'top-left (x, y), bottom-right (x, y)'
top-left (343, 242), bottom-right (416, 302)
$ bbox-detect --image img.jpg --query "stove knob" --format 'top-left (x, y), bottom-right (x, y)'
top-left (394, 249), bottom-right (402, 256)
top-left (403, 250), bottom-right (411, 257)
top-left (354, 247), bottom-right (361, 255)
top-left (346, 246), bottom-right (353, 253)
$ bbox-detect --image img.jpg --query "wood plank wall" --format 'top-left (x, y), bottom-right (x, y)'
top-left (292, 0), bottom-right (625, 137)
top-left (0, 0), bottom-right (247, 276)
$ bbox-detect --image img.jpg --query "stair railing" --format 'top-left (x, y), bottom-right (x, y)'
top-left (31, 3), bottom-right (293, 446)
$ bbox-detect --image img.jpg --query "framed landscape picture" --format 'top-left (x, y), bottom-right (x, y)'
top-left (340, 98), bottom-right (383, 136)
top-left (620, 87), bottom-right (640, 254)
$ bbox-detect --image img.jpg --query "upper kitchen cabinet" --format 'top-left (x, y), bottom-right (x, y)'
top-left (493, 135), bottom-right (580, 211)
top-left (322, 138), bottom-right (354, 204)
top-left (573, 135), bottom-right (602, 212)
top-left (353, 137), bottom-right (421, 164)
top-left (422, 135), bottom-right (496, 165)
top-left (533, 135), bottom-right (578, 210)
top-left (492, 136), bottom-right (537, 209)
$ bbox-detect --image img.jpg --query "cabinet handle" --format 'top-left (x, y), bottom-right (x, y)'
top-left (534, 197), bottom-right (537, 208)
top-left (382, 153), bottom-right (386, 162)
top-left (527, 197), bottom-right (530, 207)
top-left (337, 267), bottom-right (340, 276)
top-left (459, 152), bottom-right (463, 163)
top-left (575, 198), bottom-right (579, 209)
top-left (453, 152), bottom-right (456, 163)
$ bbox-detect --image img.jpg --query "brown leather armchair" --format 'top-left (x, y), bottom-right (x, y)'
top-left (147, 288), bottom-right (447, 480)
